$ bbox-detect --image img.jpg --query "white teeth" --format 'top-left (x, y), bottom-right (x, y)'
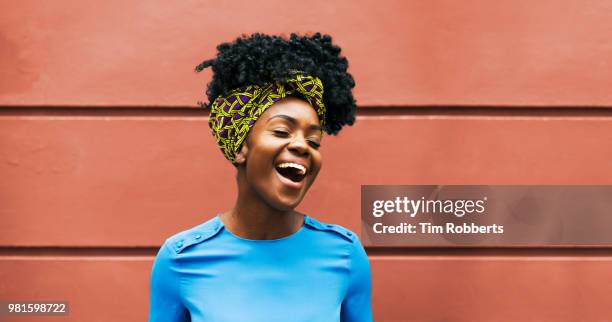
top-left (277, 162), bottom-right (306, 175)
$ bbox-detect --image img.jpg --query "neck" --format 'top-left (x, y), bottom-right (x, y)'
top-left (220, 169), bottom-right (304, 240)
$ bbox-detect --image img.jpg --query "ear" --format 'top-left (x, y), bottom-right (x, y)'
top-left (235, 142), bottom-right (248, 166)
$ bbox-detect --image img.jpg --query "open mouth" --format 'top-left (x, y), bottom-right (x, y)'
top-left (275, 162), bottom-right (307, 183)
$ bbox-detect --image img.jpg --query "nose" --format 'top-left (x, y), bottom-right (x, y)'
top-left (288, 133), bottom-right (309, 155)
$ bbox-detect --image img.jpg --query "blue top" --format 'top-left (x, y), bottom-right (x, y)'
top-left (148, 215), bottom-right (372, 322)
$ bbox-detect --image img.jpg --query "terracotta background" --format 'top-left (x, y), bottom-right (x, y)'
top-left (1, 0), bottom-right (612, 321)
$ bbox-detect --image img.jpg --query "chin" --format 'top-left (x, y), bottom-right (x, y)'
top-left (267, 193), bottom-right (305, 211)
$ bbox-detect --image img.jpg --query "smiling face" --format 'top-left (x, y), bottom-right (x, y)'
top-left (235, 96), bottom-right (323, 211)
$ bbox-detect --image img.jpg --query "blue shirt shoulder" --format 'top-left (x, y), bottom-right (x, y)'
top-left (165, 216), bottom-right (223, 254)
top-left (303, 215), bottom-right (356, 242)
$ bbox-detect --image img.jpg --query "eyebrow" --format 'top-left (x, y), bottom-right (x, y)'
top-left (267, 114), bottom-right (322, 132)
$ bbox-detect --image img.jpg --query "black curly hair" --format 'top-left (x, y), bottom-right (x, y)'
top-left (195, 32), bottom-right (356, 135)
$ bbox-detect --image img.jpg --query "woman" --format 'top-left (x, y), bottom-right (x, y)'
top-left (149, 33), bottom-right (372, 322)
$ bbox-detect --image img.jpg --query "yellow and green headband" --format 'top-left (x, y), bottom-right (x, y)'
top-left (208, 70), bottom-right (326, 164)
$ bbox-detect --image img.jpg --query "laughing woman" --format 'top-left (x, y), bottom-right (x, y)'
top-left (148, 33), bottom-right (372, 322)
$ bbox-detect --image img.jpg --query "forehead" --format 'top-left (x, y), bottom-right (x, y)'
top-left (258, 97), bottom-right (320, 124)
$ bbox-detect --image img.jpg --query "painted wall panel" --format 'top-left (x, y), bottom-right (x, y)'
top-left (370, 256), bottom-right (612, 321)
top-left (0, 257), bottom-right (151, 322)
top-left (1, 256), bottom-right (611, 321)
top-left (1, 115), bottom-right (610, 246)
top-left (2, 1), bottom-right (612, 107)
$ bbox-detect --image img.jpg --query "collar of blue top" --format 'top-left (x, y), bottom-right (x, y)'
top-left (167, 215), bottom-right (355, 254)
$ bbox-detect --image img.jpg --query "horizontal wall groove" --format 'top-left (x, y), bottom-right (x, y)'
top-left (367, 247), bottom-right (612, 257)
top-left (3, 246), bottom-right (612, 257)
top-left (1, 106), bottom-right (612, 118)
top-left (0, 247), bottom-right (159, 257)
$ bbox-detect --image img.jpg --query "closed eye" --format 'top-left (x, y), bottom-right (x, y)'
top-left (273, 129), bottom-right (320, 149)
top-left (273, 130), bottom-right (290, 137)
top-left (308, 141), bottom-right (321, 149)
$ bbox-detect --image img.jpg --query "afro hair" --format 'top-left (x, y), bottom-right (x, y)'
top-left (195, 32), bottom-right (357, 135)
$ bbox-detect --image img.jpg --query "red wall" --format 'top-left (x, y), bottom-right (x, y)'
top-left (1, 1), bottom-right (612, 321)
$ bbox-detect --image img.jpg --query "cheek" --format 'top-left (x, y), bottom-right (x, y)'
top-left (245, 147), bottom-right (277, 186)
top-left (246, 157), bottom-right (272, 184)
top-left (309, 154), bottom-right (323, 180)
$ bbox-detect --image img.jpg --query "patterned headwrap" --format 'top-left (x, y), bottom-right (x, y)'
top-left (208, 70), bottom-right (326, 164)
